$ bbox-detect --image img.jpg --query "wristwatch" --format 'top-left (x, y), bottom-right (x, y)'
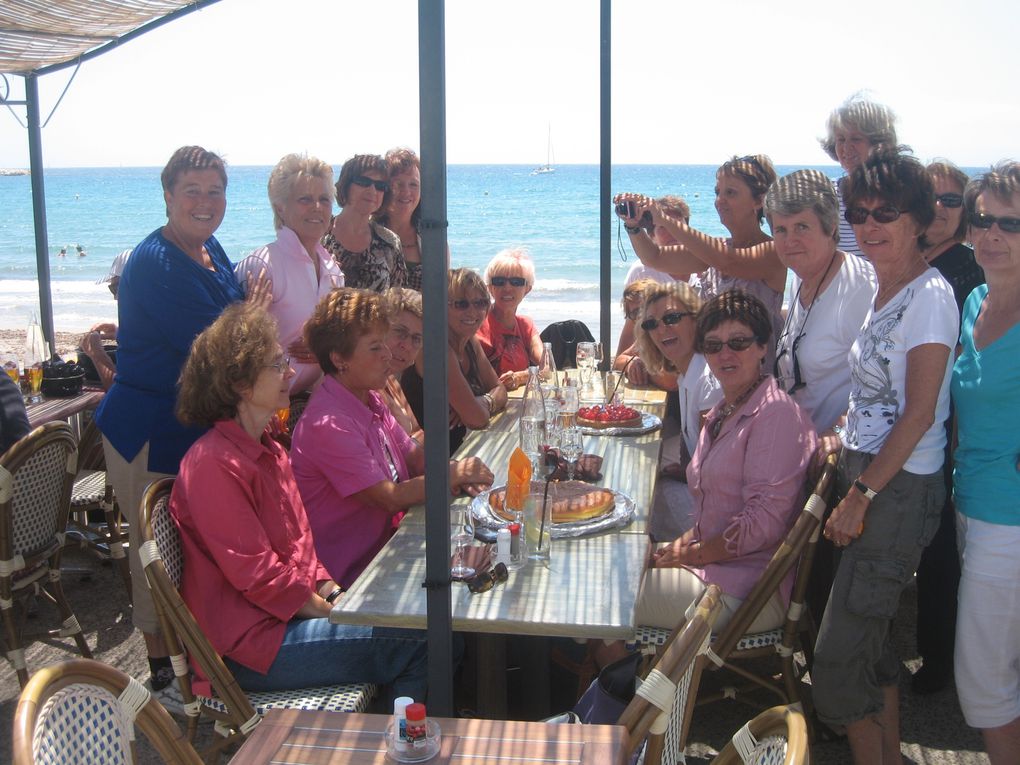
top-left (853, 479), bottom-right (878, 501)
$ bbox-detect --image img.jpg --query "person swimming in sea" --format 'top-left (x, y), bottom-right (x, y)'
top-left (76, 243), bottom-right (87, 257)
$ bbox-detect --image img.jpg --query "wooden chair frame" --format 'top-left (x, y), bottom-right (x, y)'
top-left (710, 704), bottom-right (809, 765)
top-left (13, 657), bottom-right (202, 764)
top-left (0, 422), bottom-right (92, 687)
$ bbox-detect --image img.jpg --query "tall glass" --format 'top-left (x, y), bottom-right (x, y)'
top-left (525, 488), bottom-right (552, 565)
top-left (558, 381), bottom-right (578, 429)
top-left (24, 319), bottom-right (45, 404)
top-left (1, 354), bottom-right (20, 387)
top-left (450, 505), bottom-right (476, 580)
top-left (576, 342), bottom-right (595, 388)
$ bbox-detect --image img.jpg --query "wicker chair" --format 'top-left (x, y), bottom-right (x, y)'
top-left (66, 418), bottom-right (131, 597)
top-left (618, 584), bottom-right (723, 765)
top-left (139, 477), bottom-right (376, 757)
top-left (0, 422), bottom-right (93, 687)
top-left (286, 390), bottom-right (311, 433)
top-left (634, 455), bottom-right (837, 732)
top-left (13, 657), bottom-right (202, 765)
top-left (709, 705), bottom-right (809, 765)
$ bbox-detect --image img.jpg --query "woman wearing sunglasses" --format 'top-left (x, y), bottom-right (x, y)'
top-left (632, 291), bottom-right (815, 634)
top-left (477, 248), bottom-right (543, 389)
top-left (402, 268), bottom-right (508, 454)
top-left (322, 154), bottom-right (406, 292)
top-left (952, 161), bottom-right (1020, 765)
top-left (614, 156), bottom-right (786, 366)
top-left (812, 150), bottom-right (958, 765)
top-left (291, 288), bottom-right (493, 588)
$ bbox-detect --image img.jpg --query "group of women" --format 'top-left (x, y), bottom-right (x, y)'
top-left (89, 92), bottom-right (1020, 763)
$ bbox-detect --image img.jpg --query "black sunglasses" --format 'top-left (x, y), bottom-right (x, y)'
top-left (970, 211), bottom-right (1020, 234)
top-left (467, 562), bottom-right (509, 594)
top-left (640, 311), bottom-right (694, 332)
top-left (701, 336), bottom-right (757, 355)
top-left (449, 298), bottom-right (490, 311)
top-left (351, 175), bottom-right (389, 193)
top-left (844, 205), bottom-right (904, 225)
top-left (935, 193), bottom-right (963, 209)
top-left (490, 276), bottom-right (527, 288)
top-left (773, 334), bottom-right (806, 394)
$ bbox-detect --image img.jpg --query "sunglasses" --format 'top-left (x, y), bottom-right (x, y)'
top-left (266, 355), bottom-right (291, 373)
top-left (467, 562), bottom-right (509, 594)
top-left (701, 336), bottom-right (757, 354)
top-left (350, 175), bottom-right (389, 193)
top-left (935, 193), bottom-right (963, 209)
top-left (969, 211), bottom-right (1020, 234)
top-left (449, 298), bottom-right (490, 311)
top-left (640, 311), bottom-right (694, 332)
top-left (773, 334), bottom-right (805, 394)
top-left (844, 205), bottom-right (904, 225)
top-left (490, 276), bottom-right (527, 288)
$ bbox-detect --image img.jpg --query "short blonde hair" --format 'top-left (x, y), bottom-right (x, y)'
top-left (177, 303), bottom-right (278, 427)
top-left (267, 154), bottom-right (334, 230)
top-left (633, 282), bottom-right (702, 374)
top-left (304, 288), bottom-right (389, 375)
top-left (484, 247), bottom-right (536, 288)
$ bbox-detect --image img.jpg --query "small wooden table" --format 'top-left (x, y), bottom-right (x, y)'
top-left (26, 388), bottom-right (104, 428)
top-left (230, 709), bottom-right (629, 765)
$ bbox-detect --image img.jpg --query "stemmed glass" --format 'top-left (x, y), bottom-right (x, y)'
top-left (560, 427), bottom-right (583, 481)
top-left (576, 342), bottom-right (594, 388)
top-left (450, 505), bottom-right (476, 580)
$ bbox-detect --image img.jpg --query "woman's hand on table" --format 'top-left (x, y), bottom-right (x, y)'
top-left (824, 491), bottom-right (868, 547)
top-left (622, 356), bottom-right (649, 386)
top-left (650, 538), bottom-right (698, 568)
top-left (450, 457), bottom-right (493, 495)
top-left (499, 369), bottom-right (525, 391)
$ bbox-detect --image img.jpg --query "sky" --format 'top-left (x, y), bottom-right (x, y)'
top-left (0, 0), bottom-right (1016, 169)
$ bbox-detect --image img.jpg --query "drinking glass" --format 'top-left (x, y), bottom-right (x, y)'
top-left (558, 381), bottom-right (578, 429)
top-left (1, 354), bottom-right (20, 388)
top-left (592, 342), bottom-right (604, 370)
top-left (24, 321), bottom-right (45, 404)
top-left (542, 385), bottom-right (561, 446)
top-left (576, 342), bottom-right (595, 387)
top-left (605, 371), bottom-right (623, 406)
top-left (525, 488), bottom-right (552, 565)
top-left (450, 505), bottom-right (476, 580)
top-left (559, 427), bottom-right (583, 481)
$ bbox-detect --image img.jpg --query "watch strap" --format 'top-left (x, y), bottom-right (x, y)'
top-left (853, 479), bottom-right (878, 501)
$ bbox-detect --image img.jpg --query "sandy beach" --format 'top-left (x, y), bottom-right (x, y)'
top-left (0, 329), bottom-right (85, 357)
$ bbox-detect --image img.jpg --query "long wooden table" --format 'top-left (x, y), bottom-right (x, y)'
top-left (230, 709), bottom-right (629, 765)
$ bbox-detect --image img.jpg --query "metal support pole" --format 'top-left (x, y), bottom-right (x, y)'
top-left (598, 0), bottom-right (612, 368)
top-left (25, 74), bottom-right (55, 349)
top-left (418, 0), bottom-right (454, 715)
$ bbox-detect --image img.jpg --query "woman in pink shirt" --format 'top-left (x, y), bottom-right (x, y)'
top-left (634, 290), bottom-right (817, 632)
top-left (170, 303), bottom-right (428, 700)
top-left (236, 154), bottom-right (345, 394)
top-left (291, 288), bottom-right (493, 587)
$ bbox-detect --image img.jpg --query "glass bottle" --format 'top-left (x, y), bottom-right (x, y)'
top-left (519, 365), bottom-right (546, 473)
top-left (538, 341), bottom-right (557, 385)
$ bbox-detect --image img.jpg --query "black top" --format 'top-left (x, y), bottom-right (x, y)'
top-left (929, 242), bottom-right (985, 318)
top-left (0, 374), bottom-right (30, 455)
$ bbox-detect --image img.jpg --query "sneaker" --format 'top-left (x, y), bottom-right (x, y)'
top-left (146, 677), bottom-right (186, 717)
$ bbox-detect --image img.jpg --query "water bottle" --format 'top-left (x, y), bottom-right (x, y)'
top-left (519, 365), bottom-right (546, 471)
top-left (539, 341), bottom-right (557, 385)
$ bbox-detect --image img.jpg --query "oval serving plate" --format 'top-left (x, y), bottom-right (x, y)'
top-left (578, 411), bottom-right (661, 437)
top-left (470, 482), bottom-right (635, 540)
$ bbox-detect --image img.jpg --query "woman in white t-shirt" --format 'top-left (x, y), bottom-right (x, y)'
top-left (764, 169), bottom-right (877, 452)
top-left (811, 150), bottom-right (959, 765)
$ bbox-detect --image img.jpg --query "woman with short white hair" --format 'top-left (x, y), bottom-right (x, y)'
top-left (477, 247), bottom-right (543, 390)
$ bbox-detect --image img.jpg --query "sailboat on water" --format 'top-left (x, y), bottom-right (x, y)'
top-left (532, 124), bottom-right (555, 175)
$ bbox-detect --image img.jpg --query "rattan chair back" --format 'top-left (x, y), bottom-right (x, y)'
top-left (13, 657), bottom-right (202, 765)
top-left (0, 422), bottom-right (92, 686)
top-left (709, 704), bottom-right (809, 765)
top-left (618, 585), bottom-right (723, 765)
top-left (287, 390), bottom-right (311, 433)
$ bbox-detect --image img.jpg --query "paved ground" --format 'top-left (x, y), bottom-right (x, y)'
top-left (0, 548), bottom-right (990, 763)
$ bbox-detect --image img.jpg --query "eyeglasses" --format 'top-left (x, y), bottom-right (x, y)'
top-left (466, 562), bottom-right (509, 594)
top-left (773, 334), bottom-right (805, 394)
top-left (701, 336), bottom-right (757, 354)
top-left (448, 298), bottom-right (490, 311)
top-left (640, 311), bottom-right (694, 332)
top-left (969, 211), bottom-right (1020, 234)
top-left (389, 325), bottom-right (423, 349)
top-left (350, 175), bottom-right (389, 193)
top-left (935, 193), bottom-right (963, 209)
top-left (844, 205), bottom-right (904, 225)
top-left (490, 276), bottom-right (527, 288)
top-left (266, 355), bottom-right (291, 373)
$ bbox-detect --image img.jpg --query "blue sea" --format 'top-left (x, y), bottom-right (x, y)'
top-left (0, 164), bottom-right (841, 338)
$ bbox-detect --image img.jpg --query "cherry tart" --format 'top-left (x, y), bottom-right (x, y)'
top-left (576, 404), bottom-right (643, 429)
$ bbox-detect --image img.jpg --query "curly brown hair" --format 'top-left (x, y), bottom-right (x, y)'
top-left (176, 303), bottom-right (278, 427)
top-left (335, 154), bottom-right (388, 207)
top-left (842, 148), bottom-right (935, 250)
top-left (304, 288), bottom-right (390, 375)
top-left (695, 290), bottom-right (772, 354)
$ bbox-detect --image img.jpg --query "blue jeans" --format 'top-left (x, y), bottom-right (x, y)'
top-left (225, 618), bottom-right (430, 705)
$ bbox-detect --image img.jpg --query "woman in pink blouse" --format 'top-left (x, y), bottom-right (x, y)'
top-left (170, 303), bottom-right (427, 699)
top-left (291, 288), bottom-right (493, 588)
top-left (634, 290), bottom-right (817, 631)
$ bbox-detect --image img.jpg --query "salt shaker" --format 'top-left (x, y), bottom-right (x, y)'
top-left (495, 527), bottom-right (511, 568)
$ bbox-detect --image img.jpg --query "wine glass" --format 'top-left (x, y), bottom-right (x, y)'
top-left (576, 342), bottom-right (594, 387)
top-left (560, 427), bottom-right (583, 482)
top-left (592, 342), bottom-right (604, 371)
top-left (450, 505), bottom-right (476, 580)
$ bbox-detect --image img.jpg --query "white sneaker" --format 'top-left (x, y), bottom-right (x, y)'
top-left (146, 678), bottom-right (186, 717)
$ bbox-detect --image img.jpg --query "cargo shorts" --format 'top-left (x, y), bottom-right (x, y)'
top-left (812, 449), bottom-right (944, 727)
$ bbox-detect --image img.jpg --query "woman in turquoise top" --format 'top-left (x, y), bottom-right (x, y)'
top-left (951, 160), bottom-right (1020, 765)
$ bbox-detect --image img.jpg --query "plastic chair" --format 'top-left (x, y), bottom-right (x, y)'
top-left (709, 705), bottom-right (809, 765)
top-left (139, 477), bottom-right (376, 757)
top-left (13, 657), bottom-right (202, 765)
top-left (0, 422), bottom-right (93, 687)
top-left (633, 455), bottom-right (837, 735)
